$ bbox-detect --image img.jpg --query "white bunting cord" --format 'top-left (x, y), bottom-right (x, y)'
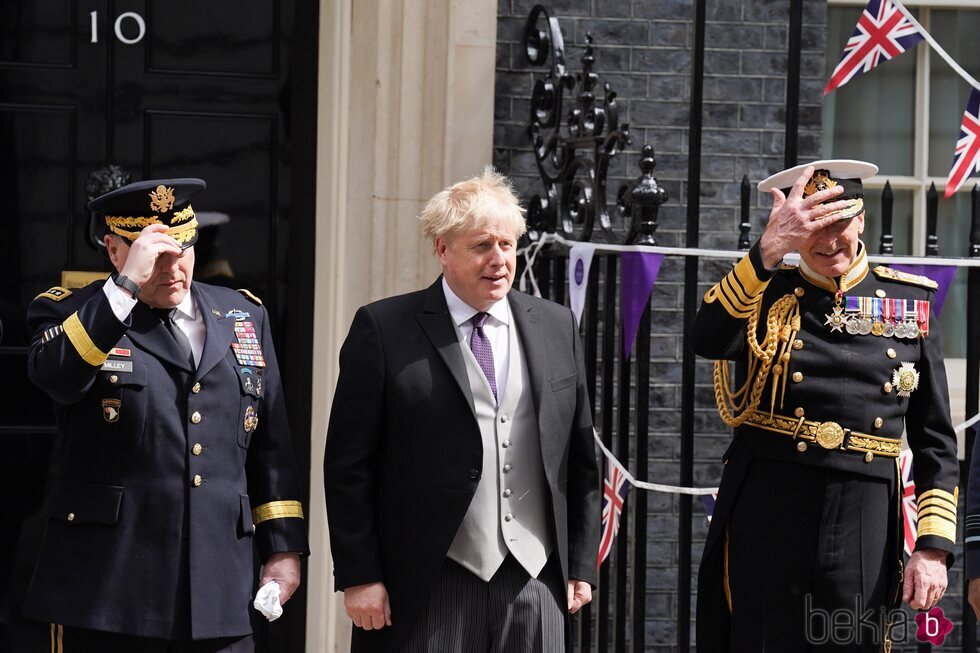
top-left (893, 0), bottom-right (980, 92)
top-left (958, 412), bottom-right (980, 434)
top-left (593, 430), bottom-right (718, 495)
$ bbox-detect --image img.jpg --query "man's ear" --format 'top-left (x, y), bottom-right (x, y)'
top-left (104, 234), bottom-right (127, 273)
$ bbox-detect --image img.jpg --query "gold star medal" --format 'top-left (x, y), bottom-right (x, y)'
top-left (891, 362), bottom-right (920, 398)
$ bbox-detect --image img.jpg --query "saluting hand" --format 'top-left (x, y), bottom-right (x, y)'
top-left (119, 223), bottom-right (182, 287)
top-left (260, 552), bottom-right (302, 605)
top-left (758, 165), bottom-right (851, 269)
top-left (345, 581), bottom-right (392, 630)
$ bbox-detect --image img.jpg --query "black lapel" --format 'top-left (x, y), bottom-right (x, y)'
top-left (193, 284), bottom-right (239, 381)
top-left (126, 300), bottom-right (195, 372)
top-left (415, 278), bottom-right (476, 412)
top-left (508, 290), bottom-right (548, 420)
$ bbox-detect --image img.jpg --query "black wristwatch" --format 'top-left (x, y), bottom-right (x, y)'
top-left (114, 274), bottom-right (142, 299)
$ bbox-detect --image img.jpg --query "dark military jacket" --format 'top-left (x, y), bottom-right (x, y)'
top-left (693, 241), bottom-right (958, 646)
top-left (22, 279), bottom-right (309, 640)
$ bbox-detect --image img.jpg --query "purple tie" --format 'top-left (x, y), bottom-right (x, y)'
top-left (470, 312), bottom-right (497, 401)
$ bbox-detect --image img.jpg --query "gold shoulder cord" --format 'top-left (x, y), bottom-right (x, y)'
top-left (713, 294), bottom-right (801, 426)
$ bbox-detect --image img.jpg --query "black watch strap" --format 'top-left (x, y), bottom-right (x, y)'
top-left (114, 274), bottom-right (141, 299)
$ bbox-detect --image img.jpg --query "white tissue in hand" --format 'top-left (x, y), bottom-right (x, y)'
top-left (253, 580), bottom-right (283, 622)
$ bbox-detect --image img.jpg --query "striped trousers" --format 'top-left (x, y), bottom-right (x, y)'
top-left (401, 555), bottom-right (566, 653)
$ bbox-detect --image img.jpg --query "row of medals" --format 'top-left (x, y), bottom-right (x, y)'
top-left (841, 313), bottom-right (923, 338)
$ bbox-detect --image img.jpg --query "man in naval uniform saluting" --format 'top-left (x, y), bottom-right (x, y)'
top-left (324, 168), bottom-right (600, 652)
top-left (23, 179), bottom-right (309, 652)
top-left (694, 160), bottom-right (958, 651)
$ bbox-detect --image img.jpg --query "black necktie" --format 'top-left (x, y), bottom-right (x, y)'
top-left (155, 307), bottom-right (195, 369)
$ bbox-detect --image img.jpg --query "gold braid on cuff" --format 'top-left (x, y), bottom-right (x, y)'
top-left (252, 500), bottom-right (305, 525)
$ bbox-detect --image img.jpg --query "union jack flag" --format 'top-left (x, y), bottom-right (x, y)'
top-left (597, 455), bottom-right (630, 568)
top-left (945, 88), bottom-right (980, 198)
top-left (700, 491), bottom-right (719, 524)
top-left (824, 0), bottom-right (924, 95)
top-left (900, 449), bottom-right (918, 557)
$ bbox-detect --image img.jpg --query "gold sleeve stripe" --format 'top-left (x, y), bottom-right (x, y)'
top-left (917, 505), bottom-right (957, 522)
top-left (704, 285), bottom-right (756, 318)
top-left (917, 496), bottom-right (957, 511)
top-left (918, 489), bottom-right (957, 506)
top-left (917, 515), bottom-right (956, 542)
top-left (252, 500), bottom-right (304, 525)
top-left (720, 276), bottom-right (756, 310)
top-left (732, 255), bottom-right (768, 297)
top-left (63, 312), bottom-right (109, 366)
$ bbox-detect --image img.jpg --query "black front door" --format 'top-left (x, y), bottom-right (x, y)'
top-left (0, 2), bottom-right (317, 650)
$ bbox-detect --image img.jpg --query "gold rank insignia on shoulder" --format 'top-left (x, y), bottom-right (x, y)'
top-left (149, 185), bottom-right (175, 213)
top-left (237, 288), bottom-right (262, 305)
top-left (35, 286), bottom-right (72, 302)
top-left (872, 265), bottom-right (939, 290)
top-left (891, 362), bottom-right (920, 397)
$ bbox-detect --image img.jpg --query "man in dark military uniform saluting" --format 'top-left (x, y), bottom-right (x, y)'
top-left (22, 179), bottom-right (310, 652)
top-left (694, 161), bottom-right (958, 651)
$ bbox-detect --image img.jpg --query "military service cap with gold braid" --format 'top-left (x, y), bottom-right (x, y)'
top-left (88, 178), bottom-right (206, 250)
top-left (758, 159), bottom-right (878, 222)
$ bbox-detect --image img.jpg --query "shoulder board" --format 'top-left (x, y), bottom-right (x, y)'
top-left (35, 286), bottom-right (72, 302)
top-left (237, 288), bottom-right (263, 305)
top-left (778, 263), bottom-right (798, 271)
top-left (872, 266), bottom-right (938, 290)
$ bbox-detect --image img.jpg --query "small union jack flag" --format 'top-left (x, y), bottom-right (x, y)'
top-left (597, 455), bottom-right (630, 568)
top-left (900, 449), bottom-right (918, 558)
top-left (824, 0), bottom-right (924, 95)
top-left (945, 88), bottom-right (980, 198)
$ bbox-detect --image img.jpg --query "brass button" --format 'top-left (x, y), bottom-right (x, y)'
top-left (191, 382), bottom-right (201, 394)
top-left (874, 417), bottom-right (884, 429)
top-left (192, 443), bottom-right (203, 456)
top-left (886, 348), bottom-right (897, 359)
top-left (191, 411), bottom-right (202, 424)
top-left (796, 442), bottom-right (808, 452)
top-left (864, 452), bottom-right (874, 463)
top-left (883, 382), bottom-right (893, 394)
top-left (193, 474), bottom-right (203, 487)
top-left (792, 372), bottom-right (803, 383)
top-left (794, 407), bottom-right (805, 418)
top-left (109, 374), bottom-right (119, 384)
top-left (875, 289), bottom-right (886, 298)
top-left (67, 512), bottom-right (75, 522)
top-left (792, 339), bottom-right (803, 350)
top-left (794, 287), bottom-right (804, 297)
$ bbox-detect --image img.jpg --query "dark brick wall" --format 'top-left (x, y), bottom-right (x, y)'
top-left (493, 1), bottom-right (970, 651)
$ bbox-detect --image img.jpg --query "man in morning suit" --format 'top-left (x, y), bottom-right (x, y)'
top-left (323, 168), bottom-right (601, 652)
top-left (694, 161), bottom-right (958, 651)
top-left (23, 178), bottom-right (309, 652)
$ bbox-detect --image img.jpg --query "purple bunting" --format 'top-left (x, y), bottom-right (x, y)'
top-left (620, 252), bottom-right (665, 358)
top-left (886, 264), bottom-right (957, 317)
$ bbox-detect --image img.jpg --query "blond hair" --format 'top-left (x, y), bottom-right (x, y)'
top-left (419, 166), bottom-right (527, 243)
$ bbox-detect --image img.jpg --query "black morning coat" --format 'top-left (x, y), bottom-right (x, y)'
top-left (693, 241), bottom-right (958, 651)
top-left (324, 279), bottom-right (601, 652)
top-left (22, 279), bottom-right (310, 640)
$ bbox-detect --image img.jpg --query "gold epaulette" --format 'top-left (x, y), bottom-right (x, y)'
top-left (237, 288), bottom-right (262, 305)
top-left (35, 286), bottom-right (72, 302)
top-left (872, 266), bottom-right (938, 290)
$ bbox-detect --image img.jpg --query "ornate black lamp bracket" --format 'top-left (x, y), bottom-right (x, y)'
top-left (524, 5), bottom-right (631, 243)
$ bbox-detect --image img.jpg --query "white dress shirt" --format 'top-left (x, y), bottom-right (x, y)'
top-left (102, 278), bottom-right (205, 366)
top-left (442, 277), bottom-right (511, 402)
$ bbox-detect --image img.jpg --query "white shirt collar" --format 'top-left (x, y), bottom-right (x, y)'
top-left (172, 286), bottom-right (198, 321)
top-left (441, 277), bottom-right (510, 327)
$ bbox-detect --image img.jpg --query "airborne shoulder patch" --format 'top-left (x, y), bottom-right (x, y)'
top-left (872, 266), bottom-right (939, 290)
top-left (35, 286), bottom-right (72, 302)
top-left (236, 288), bottom-right (262, 305)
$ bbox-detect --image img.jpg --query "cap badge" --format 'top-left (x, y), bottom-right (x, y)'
top-left (804, 170), bottom-right (837, 197)
top-left (149, 185), bottom-right (175, 213)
